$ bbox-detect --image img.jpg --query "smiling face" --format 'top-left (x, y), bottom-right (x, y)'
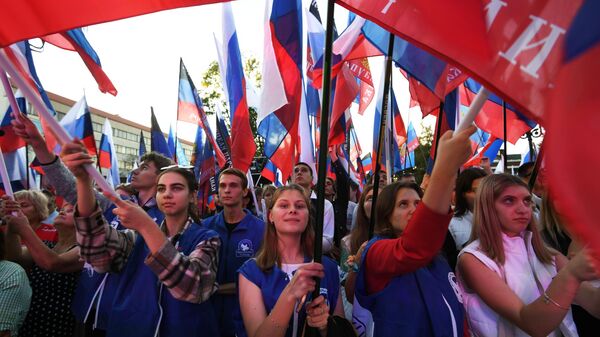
top-left (156, 172), bottom-right (193, 218)
top-left (389, 187), bottom-right (421, 235)
top-left (268, 189), bottom-right (309, 236)
top-left (494, 185), bottom-right (533, 237)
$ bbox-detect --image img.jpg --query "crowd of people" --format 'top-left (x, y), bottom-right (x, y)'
top-left (1, 115), bottom-right (599, 337)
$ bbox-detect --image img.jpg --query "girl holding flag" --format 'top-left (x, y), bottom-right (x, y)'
top-left (63, 141), bottom-right (221, 337)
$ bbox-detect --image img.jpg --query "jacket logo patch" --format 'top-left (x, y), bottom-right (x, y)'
top-left (236, 239), bottom-right (254, 257)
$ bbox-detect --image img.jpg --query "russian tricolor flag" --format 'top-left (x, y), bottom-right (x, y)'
top-left (0, 90), bottom-right (27, 153)
top-left (215, 2), bottom-right (256, 173)
top-left (42, 29), bottom-right (117, 95)
top-left (98, 119), bottom-right (119, 187)
top-left (260, 159), bottom-right (282, 186)
top-left (257, 0), bottom-right (303, 182)
top-left (58, 96), bottom-right (97, 156)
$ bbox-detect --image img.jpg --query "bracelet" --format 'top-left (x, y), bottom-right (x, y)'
top-left (542, 291), bottom-right (570, 310)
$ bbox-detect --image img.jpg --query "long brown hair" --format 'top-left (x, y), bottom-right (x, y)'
top-left (471, 174), bottom-right (553, 265)
top-left (349, 184), bottom-right (373, 254)
top-left (254, 184), bottom-right (315, 271)
top-left (374, 182), bottom-right (423, 238)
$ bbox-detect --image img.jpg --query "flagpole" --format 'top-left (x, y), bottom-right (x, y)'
top-left (526, 131), bottom-right (536, 162)
top-left (309, 0), bottom-right (335, 320)
top-left (0, 52), bottom-right (116, 197)
top-left (0, 72), bottom-right (29, 189)
top-left (368, 32), bottom-right (395, 239)
top-left (0, 146), bottom-right (14, 196)
top-left (528, 141), bottom-right (544, 191)
top-left (502, 101), bottom-right (508, 172)
top-left (432, 101), bottom-right (444, 163)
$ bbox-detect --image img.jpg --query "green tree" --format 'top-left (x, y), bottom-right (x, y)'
top-left (198, 57), bottom-right (264, 159)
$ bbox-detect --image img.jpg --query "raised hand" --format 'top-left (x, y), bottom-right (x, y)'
top-left (0, 196), bottom-right (30, 235)
top-left (60, 139), bottom-right (94, 179)
top-left (102, 190), bottom-right (154, 232)
top-left (566, 248), bottom-right (600, 282)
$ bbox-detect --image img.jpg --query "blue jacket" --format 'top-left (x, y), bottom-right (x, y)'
top-left (71, 203), bottom-right (164, 329)
top-left (355, 236), bottom-right (464, 337)
top-left (106, 222), bottom-right (219, 337)
top-left (204, 210), bottom-right (265, 337)
top-left (235, 256), bottom-right (340, 337)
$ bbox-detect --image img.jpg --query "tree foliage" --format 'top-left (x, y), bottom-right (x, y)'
top-left (198, 57), bottom-right (264, 158)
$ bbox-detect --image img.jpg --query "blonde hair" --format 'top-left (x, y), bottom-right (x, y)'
top-left (254, 184), bottom-right (314, 271)
top-left (540, 191), bottom-right (568, 249)
top-left (14, 190), bottom-right (50, 222)
top-left (470, 174), bottom-right (552, 265)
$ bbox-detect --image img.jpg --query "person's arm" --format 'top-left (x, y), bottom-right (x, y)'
top-left (322, 200), bottom-right (334, 253)
top-left (458, 249), bottom-right (597, 336)
top-left (559, 253), bottom-right (600, 319)
top-left (2, 229), bottom-right (30, 268)
top-left (239, 262), bottom-right (325, 337)
top-left (145, 235), bottom-right (220, 303)
top-left (364, 127), bottom-right (475, 294)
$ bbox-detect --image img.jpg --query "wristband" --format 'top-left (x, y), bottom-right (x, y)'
top-left (543, 291), bottom-right (569, 310)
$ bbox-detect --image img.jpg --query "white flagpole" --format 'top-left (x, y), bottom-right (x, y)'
top-left (0, 49), bottom-right (116, 198)
top-left (455, 86), bottom-right (490, 132)
top-left (0, 146), bottom-right (14, 197)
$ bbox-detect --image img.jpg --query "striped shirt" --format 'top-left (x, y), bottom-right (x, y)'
top-left (75, 205), bottom-right (220, 303)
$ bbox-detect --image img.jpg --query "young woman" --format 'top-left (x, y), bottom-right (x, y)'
top-left (2, 200), bottom-right (82, 337)
top-left (457, 174), bottom-right (600, 337)
top-left (237, 184), bottom-right (345, 337)
top-left (67, 143), bottom-right (221, 337)
top-left (354, 126), bottom-right (477, 337)
top-left (449, 167), bottom-right (488, 250)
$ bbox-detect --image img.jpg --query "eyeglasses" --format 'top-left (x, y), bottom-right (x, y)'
top-left (160, 164), bottom-right (195, 171)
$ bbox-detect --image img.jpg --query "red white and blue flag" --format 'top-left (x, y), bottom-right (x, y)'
top-left (257, 0), bottom-right (303, 182)
top-left (215, 3), bottom-right (255, 173)
top-left (98, 119), bottom-right (119, 187)
top-left (42, 29), bottom-right (117, 95)
top-left (58, 96), bottom-right (97, 156)
top-left (260, 159), bottom-right (282, 187)
top-left (177, 59), bottom-right (226, 168)
top-left (0, 90), bottom-right (27, 153)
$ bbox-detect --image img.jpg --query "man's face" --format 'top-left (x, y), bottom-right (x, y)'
top-left (218, 173), bottom-right (247, 208)
top-left (130, 160), bottom-right (159, 191)
top-left (292, 164), bottom-right (313, 188)
top-left (324, 178), bottom-right (335, 197)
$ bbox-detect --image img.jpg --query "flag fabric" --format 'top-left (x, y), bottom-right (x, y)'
top-left (260, 159), bottom-right (282, 186)
top-left (58, 96), bottom-right (97, 156)
top-left (361, 153), bottom-right (372, 174)
top-left (406, 75), bottom-right (441, 117)
top-left (0, 1), bottom-right (232, 48)
top-left (0, 148), bottom-right (37, 194)
top-left (177, 59), bottom-right (227, 168)
top-left (214, 108), bottom-right (233, 167)
top-left (362, 21), bottom-right (466, 99)
top-left (1, 43), bottom-right (59, 154)
top-left (298, 86), bottom-right (316, 177)
top-left (337, 0), bottom-right (585, 123)
top-left (329, 63), bottom-right (360, 146)
top-left (191, 125), bottom-right (218, 216)
top-left (426, 89), bottom-right (459, 174)
top-left (167, 124), bottom-right (177, 161)
top-left (42, 29), bottom-right (117, 95)
top-left (214, 3), bottom-right (256, 173)
top-left (545, 0), bottom-right (600, 264)
top-left (257, 0), bottom-right (303, 182)
top-left (98, 119), bottom-right (119, 187)
top-left (461, 79), bottom-right (536, 144)
top-left (138, 130), bottom-right (146, 159)
top-left (150, 109), bottom-right (172, 159)
top-left (175, 141), bottom-right (189, 166)
top-left (464, 136), bottom-right (502, 168)
top-left (0, 90), bottom-right (27, 153)
top-left (305, 1), bottom-right (325, 119)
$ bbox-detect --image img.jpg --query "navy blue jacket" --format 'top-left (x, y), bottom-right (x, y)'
top-left (204, 210), bottom-right (265, 337)
top-left (106, 222), bottom-right (219, 337)
top-left (71, 202), bottom-right (164, 329)
top-left (355, 236), bottom-right (464, 337)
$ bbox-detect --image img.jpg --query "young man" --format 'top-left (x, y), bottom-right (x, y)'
top-left (291, 162), bottom-right (334, 253)
top-left (203, 168), bottom-right (265, 337)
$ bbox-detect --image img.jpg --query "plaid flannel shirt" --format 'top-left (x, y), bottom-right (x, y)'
top-left (75, 205), bottom-right (220, 303)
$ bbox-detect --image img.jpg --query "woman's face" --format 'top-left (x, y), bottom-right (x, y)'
top-left (494, 185), bottom-right (533, 237)
top-left (17, 197), bottom-right (41, 224)
top-left (156, 172), bottom-right (193, 218)
top-left (389, 188), bottom-right (421, 235)
top-left (362, 189), bottom-right (374, 220)
top-left (465, 177), bottom-right (483, 211)
top-left (269, 190), bottom-right (309, 236)
top-left (54, 203), bottom-right (75, 228)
